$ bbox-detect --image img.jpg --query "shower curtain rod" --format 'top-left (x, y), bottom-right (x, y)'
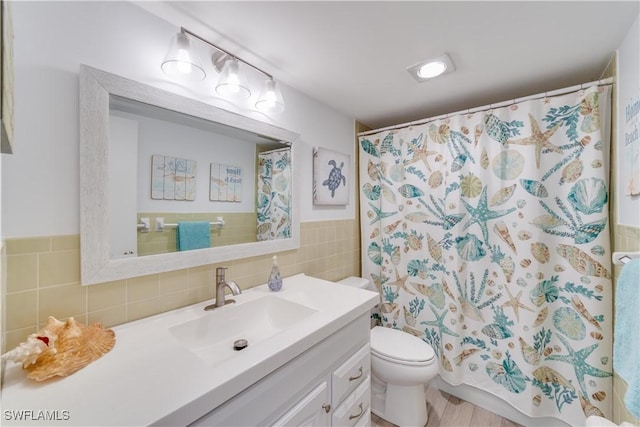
top-left (261, 146), bottom-right (291, 154)
top-left (358, 77), bottom-right (614, 137)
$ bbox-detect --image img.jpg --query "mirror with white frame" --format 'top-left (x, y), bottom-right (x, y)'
top-left (80, 65), bottom-right (300, 285)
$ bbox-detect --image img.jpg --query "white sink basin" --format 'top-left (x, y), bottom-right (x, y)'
top-left (169, 295), bottom-right (317, 364)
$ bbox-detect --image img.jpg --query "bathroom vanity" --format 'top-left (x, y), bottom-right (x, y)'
top-left (1, 274), bottom-right (378, 426)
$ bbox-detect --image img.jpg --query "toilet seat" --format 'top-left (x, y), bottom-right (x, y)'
top-left (370, 326), bottom-right (436, 366)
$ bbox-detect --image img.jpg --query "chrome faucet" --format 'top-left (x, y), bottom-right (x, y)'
top-left (205, 267), bottom-right (241, 311)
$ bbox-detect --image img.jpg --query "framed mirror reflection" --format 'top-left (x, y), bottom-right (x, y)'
top-left (80, 65), bottom-right (300, 285)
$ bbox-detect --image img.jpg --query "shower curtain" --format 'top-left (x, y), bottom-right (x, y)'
top-left (257, 148), bottom-right (292, 241)
top-left (359, 85), bottom-right (612, 425)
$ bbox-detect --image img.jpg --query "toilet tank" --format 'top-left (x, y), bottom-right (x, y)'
top-left (338, 276), bottom-right (378, 328)
top-left (338, 276), bottom-right (373, 291)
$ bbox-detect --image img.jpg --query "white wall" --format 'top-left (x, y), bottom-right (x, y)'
top-left (112, 110), bottom-right (259, 213)
top-left (616, 15), bottom-right (640, 227)
top-left (1, 1), bottom-right (356, 239)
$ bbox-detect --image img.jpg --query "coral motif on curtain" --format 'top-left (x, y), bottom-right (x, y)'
top-left (359, 86), bottom-right (612, 425)
top-left (257, 148), bottom-right (292, 241)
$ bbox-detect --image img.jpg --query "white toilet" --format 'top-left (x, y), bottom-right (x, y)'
top-left (338, 277), bottom-right (439, 427)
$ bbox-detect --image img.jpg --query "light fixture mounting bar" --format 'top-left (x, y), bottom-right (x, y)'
top-left (180, 27), bottom-right (273, 80)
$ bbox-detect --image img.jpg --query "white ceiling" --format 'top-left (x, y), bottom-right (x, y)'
top-left (137, 1), bottom-right (639, 130)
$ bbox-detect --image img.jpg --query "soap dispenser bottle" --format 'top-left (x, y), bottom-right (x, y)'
top-left (268, 255), bottom-right (283, 291)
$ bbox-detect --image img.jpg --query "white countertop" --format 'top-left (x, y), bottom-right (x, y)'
top-left (1, 274), bottom-right (378, 426)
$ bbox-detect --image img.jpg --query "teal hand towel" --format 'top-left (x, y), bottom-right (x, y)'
top-left (176, 221), bottom-right (211, 251)
top-left (614, 257), bottom-right (640, 419)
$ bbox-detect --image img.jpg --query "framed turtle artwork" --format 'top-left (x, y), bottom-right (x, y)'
top-left (313, 146), bottom-right (350, 205)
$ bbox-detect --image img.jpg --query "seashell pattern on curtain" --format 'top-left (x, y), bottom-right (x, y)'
top-left (359, 85), bottom-right (612, 426)
top-left (257, 148), bottom-right (292, 241)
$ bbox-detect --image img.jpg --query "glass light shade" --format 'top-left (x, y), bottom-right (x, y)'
top-left (161, 32), bottom-right (206, 81)
top-left (255, 78), bottom-right (285, 114)
top-left (417, 61), bottom-right (447, 79)
top-left (215, 58), bottom-right (251, 100)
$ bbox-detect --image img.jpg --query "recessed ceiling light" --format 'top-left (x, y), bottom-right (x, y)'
top-left (407, 53), bottom-right (455, 82)
top-left (418, 61), bottom-right (447, 78)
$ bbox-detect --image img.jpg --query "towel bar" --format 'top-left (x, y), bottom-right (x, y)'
top-left (159, 219), bottom-right (224, 231)
top-left (612, 251), bottom-right (640, 265)
top-left (137, 217), bottom-right (225, 233)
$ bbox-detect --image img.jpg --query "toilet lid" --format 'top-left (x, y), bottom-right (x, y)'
top-left (370, 326), bottom-right (436, 363)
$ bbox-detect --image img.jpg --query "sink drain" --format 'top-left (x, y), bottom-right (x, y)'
top-left (233, 339), bottom-right (248, 351)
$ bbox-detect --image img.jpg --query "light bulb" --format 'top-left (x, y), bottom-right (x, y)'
top-left (227, 73), bottom-right (241, 93)
top-left (216, 59), bottom-right (251, 99)
top-left (161, 32), bottom-right (205, 81)
top-left (176, 49), bottom-right (193, 74)
top-left (256, 78), bottom-right (284, 113)
top-left (262, 90), bottom-right (277, 108)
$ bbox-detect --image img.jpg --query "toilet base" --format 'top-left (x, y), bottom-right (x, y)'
top-left (371, 374), bottom-right (428, 427)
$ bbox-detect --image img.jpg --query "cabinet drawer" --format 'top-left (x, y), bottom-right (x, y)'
top-left (332, 344), bottom-right (370, 404)
top-left (354, 409), bottom-right (371, 427)
top-left (332, 375), bottom-right (370, 427)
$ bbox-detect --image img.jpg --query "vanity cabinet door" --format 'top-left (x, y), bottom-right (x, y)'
top-left (272, 379), bottom-right (331, 427)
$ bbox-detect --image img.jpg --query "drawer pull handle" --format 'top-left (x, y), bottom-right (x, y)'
top-left (349, 366), bottom-right (363, 381)
top-left (322, 404), bottom-right (331, 413)
top-left (349, 403), bottom-right (364, 420)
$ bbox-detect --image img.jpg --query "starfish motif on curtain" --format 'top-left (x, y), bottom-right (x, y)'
top-left (501, 284), bottom-right (534, 322)
top-left (405, 137), bottom-right (438, 172)
top-left (507, 113), bottom-right (562, 169)
top-left (461, 186), bottom-right (516, 249)
top-left (545, 333), bottom-right (612, 399)
top-left (367, 202), bottom-right (397, 225)
top-left (421, 306), bottom-right (460, 339)
top-left (387, 267), bottom-right (415, 295)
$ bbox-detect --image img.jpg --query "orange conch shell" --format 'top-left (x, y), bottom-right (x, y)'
top-left (23, 317), bottom-right (115, 381)
top-left (1, 317), bottom-right (68, 369)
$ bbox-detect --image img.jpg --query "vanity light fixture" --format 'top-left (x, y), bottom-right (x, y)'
top-left (161, 32), bottom-right (206, 81)
top-left (162, 27), bottom-right (285, 113)
top-left (407, 53), bottom-right (455, 82)
top-left (215, 58), bottom-right (251, 100)
top-left (255, 78), bottom-right (285, 114)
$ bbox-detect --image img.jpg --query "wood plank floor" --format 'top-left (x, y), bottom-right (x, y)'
top-left (371, 384), bottom-right (523, 427)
